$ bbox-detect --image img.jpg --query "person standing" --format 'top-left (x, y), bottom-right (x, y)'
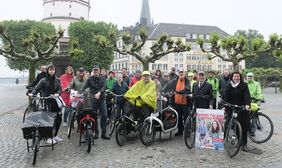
top-left (26, 65), bottom-right (47, 89)
top-left (161, 72), bottom-right (170, 88)
top-left (224, 72), bottom-right (251, 151)
top-left (60, 66), bottom-right (74, 126)
top-left (169, 67), bottom-right (178, 81)
top-left (129, 70), bottom-right (142, 87)
top-left (190, 71), bottom-right (213, 109)
top-left (164, 68), bottom-right (190, 136)
top-left (78, 65), bottom-right (110, 140)
top-left (218, 70), bottom-right (230, 108)
top-left (28, 64), bottom-right (63, 144)
top-left (246, 72), bottom-right (263, 136)
top-left (122, 68), bottom-right (130, 86)
top-left (206, 70), bottom-right (219, 109)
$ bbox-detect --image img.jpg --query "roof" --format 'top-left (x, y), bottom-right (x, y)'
top-left (122, 22), bottom-right (229, 41)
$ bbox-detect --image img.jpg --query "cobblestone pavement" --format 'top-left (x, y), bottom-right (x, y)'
top-left (0, 87), bottom-right (282, 168)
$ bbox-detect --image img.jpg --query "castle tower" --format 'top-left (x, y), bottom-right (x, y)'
top-left (42, 0), bottom-right (91, 36)
top-left (140, 0), bottom-right (152, 27)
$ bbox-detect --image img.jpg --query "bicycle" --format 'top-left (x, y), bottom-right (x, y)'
top-left (221, 100), bottom-right (245, 157)
top-left (184, 95), bottom-right (210, 149)
top-left (248, 98), bottom-right (274, 144)
top-left (105, 90), bottom-right (124, 137)
top-left (22, 95), bottom-right (57, 165)
top-left (139, 92), bottom-right (178, 146)
top-left (115, 96), bottom-right (144, 146)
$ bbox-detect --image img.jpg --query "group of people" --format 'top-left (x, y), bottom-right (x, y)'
top-left (26, 64), bottom-right (263, 152)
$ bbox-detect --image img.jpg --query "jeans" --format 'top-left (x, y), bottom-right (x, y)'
top-left (91, 99), bottom-right (108, 136)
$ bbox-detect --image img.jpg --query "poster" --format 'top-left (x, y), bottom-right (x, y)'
top-left (195, 108), bottom-right (225, 151)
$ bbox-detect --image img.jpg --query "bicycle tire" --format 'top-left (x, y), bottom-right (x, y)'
top-left (32, 136), bottom-right (39, 165)
top-left (184, 116), bottom-right (196, 149)
top-left (248, 112), bottom-right (274, 144)
top-left (67, 110), bottom-right (75, 139)
top-left (140, 121), bottom-right (156, 146)
top-left (108, 108), bottom-right (117, 137)
top-left (225, 119), bottom-right (242, 157)
top-left (23, 104), bottom-right (33, 123)
top-left (86, 125), bottom-right (92, 153)
top-left (116, 123), bottom-right (127, 146)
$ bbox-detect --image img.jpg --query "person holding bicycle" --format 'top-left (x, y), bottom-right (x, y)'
top-left (112, 73), bottom-right (129, 118)
top-left (78, 65), bottom-right (110, 140)
top-left (28, 64), bottom-right (63, 144)
top-left (224, 71), bottom-right (251, 151)
top-left (190, 71), bottom-right (213, 109)
top-left (246, 72), bottom-right (263, 137)
top-left (124, 71), bottom-right (157, 121)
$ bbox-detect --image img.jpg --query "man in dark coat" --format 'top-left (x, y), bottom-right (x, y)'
top-left (27, 65), bottom-right (47, 89)
top-left (190, 71), bottom-right (213, 109)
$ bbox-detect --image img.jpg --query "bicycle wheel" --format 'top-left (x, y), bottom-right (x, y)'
top-left (184, 116), bottom-right (196, 149)
top-left (32, 136), bottom-right (39, 165)
top-left (67, 110), bottom-right (75, 139)
top-left (108, 108), bottom-right (116, 137)
top-left (23, 104), bottom-right (33, 123)
top-left (86, 125), bottom-right (92, 153)
top-left (116, 123), bottom-right (127, 146)
top-left (140, 120), bottom-right (156, 146)
top-left (225, 119), bottom-right (242, 157)
top-left (248, 112), bottom-right (274, 144)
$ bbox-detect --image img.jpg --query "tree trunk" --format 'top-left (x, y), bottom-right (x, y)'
top-left (142, 61), bottom-right (150, 71)
top-left (28, 61), bottom-right (36, 85)
top-left (233, 62), bottom-right (239, 72)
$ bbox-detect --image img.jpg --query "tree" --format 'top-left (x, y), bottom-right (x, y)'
top-left (268, 33), bottom-right (282, 60)
top-left (69, 21), bottom-right (118, 70)
top-left (197, 32), bottom-right (267, 71)
top-left (95, 26), bottom-right (191, 70)
top-left (0, 20), bottom-right (64, 83)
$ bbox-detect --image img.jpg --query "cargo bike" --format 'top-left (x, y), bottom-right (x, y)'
top-left (21, 96), bottom-right (58, 165)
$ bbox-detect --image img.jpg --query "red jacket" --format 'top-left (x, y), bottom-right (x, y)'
top-left (59, 74), bottom-right (73, 107)
top-left (129, 76), bottom-right (141, 87)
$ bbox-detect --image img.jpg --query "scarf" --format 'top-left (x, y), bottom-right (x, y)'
top-left (230, 80), bottom-right (240, 88)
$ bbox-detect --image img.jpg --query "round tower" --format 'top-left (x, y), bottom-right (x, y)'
top-left (42, 0), bottom-right (91, 36)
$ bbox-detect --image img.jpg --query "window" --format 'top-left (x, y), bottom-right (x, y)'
top-left (208, 65), bottom-right (212, 71)
top-left (122, 63), bottom-right (124, 68)
top-left (192, 65), bottom-right (196, 70)
top-left (158, 64), bottom-right (162, 70)
top-left (187, 65), bottom-right (191, 71)
top-left (115, 64), bottom-right (117, 70)
top-left (118, 64), bottom-right (121, 70)
top-left (228, 65), bottom-right (233, 71)
top-left (206, 35), bottom-right (210, 40)
top-left (175, 64), bottom-right (178, 68)
top-left (125, 63), bottom-right (128, 69)
top-left (180, 64), bottom-right (183, 68)
top-left (185, 33), bottom-right (190, 42)
top-left (174, 53), bottom-right (178, 62)
top-left (163, 64), bottom-right (168, 70)
top-left (152, 64), bottom-right (155, 70)
top-left (197, 64), bottom-right (201, 71)
top-left (192, 34), bottom-right (197, 39)
top-left (223, 65), bottom-right (226, 69)
top-left (59, 42), bottom-right (68, 53)
top-left (187, 54), bottom-right (191, 60)
top-left (199, 34), bottom-right (204, 39)
top-left (192, 55), bottom-right (196, 60)
top-left (179, 53), bottom-right (183, 62)
top-left (203, 65), bottom-right (206, 71)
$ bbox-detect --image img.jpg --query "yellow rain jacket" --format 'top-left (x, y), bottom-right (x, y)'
top-left (124, 79), bottom-right (157, 110)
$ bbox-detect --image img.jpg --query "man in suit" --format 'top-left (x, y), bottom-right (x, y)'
top-left (190, 71), bottom-right (213, 109)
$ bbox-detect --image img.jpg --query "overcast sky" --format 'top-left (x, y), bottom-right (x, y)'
top-left (0, 0), bottom-right (282, 77)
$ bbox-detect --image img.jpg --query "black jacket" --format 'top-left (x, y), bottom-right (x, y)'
top-left (224, 81), bottom-right (251, 106)
top-left (163, 76), bottom-right (191, 105)
top-left (79, 75), bottom-right (106, 100)
top-left (32, 75), bottom-right (62, 97)
top-left (219, 76), bottom-right (230, 99)
top-left (27, 72), bottom-right (47, 89)
top-left (192, 81), bottom-right (213, 109)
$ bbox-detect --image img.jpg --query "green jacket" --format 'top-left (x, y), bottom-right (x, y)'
top-left (106, 78), bottom-right (116, 91)
top-left (246, 80), bottom-right (263, 102)
top-left (189, 79), bottom-right (196, 92)
top-left (207, 77), bottom-right (219, 98)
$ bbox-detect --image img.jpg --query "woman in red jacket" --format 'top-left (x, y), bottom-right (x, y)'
top-left (60, 66), bottom-right (74, 126)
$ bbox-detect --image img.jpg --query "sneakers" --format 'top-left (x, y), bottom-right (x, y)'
top-left (63, 122), bottom-right (68, 127)
top-left (47, 138), bottom-right (57, 144)
top-left (54, 136), bottom-right (64, 142)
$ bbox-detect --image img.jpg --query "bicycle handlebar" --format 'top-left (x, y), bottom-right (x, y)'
top-left (105, 90), bottom-right (124, 97)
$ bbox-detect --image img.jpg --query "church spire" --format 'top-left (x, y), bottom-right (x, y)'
top-left (140, 0), bottom-right (152, 27)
